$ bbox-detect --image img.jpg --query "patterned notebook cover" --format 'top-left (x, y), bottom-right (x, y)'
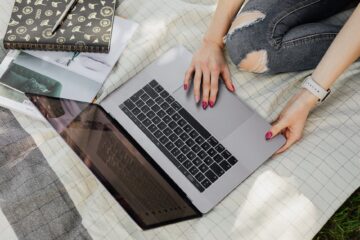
top-left (3, 0), bottom-right (116, 53)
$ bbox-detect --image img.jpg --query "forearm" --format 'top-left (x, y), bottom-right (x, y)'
top-left (203, 0), bottom-right (245, 48)
top-left (312, 4), bottom-right (360, 90)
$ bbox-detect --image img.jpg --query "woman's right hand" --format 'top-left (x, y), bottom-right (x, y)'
top-left (183, 40), bottom-right (235, 109)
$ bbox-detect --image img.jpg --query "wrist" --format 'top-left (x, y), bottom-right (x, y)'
top-left (298, 88), bottom-right (319, 110)
top-left (202, 36), bottom-right (224, 49)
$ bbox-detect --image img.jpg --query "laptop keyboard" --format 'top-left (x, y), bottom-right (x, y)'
top-left (120, 80), bottom-right (238, 192)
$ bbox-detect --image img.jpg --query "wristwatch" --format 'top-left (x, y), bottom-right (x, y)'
top-left (301, 75), bottom-right (331, 103)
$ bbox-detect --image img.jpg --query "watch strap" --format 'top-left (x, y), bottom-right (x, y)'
top-left (302, 76), bottom-right (331, 102)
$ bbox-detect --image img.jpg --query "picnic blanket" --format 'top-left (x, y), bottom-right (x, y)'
top-left (1, 0), bottom-right (360, 239)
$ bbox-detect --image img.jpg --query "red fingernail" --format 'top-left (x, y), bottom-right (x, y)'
top-left (231, 84), bottom-right (236, 92)
top-left (202, 101), bottom-right (208, 110)
top-left (184, 84), bottom-right (188, 90)
top-left (209, 101), bottom-right (214, 108)
top-left (265, 131), bottom-right (273, 141)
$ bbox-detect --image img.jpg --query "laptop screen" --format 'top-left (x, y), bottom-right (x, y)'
top-left (28, 95), bottom-right (201, 229)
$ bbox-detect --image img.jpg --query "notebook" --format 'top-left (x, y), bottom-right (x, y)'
top-left (3, 0), bottom-right (116, 53)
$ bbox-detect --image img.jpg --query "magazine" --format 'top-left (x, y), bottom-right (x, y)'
top-left (0, 17), bottom-right (138, 120)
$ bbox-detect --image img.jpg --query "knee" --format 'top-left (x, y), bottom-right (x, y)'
top-left (225, 10), bottom-right (270, 74)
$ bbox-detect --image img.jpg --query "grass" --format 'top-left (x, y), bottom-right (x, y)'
top-left (314, 187), bottom-right (360, 240)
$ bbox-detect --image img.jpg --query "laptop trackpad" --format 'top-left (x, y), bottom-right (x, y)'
top-left (172, 82), bottom-right (254, 140)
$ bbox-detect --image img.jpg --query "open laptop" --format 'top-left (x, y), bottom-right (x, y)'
top-left (28, 46), bottom-right (285, 229)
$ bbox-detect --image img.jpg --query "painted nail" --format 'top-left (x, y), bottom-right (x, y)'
top-left (265, 131), bottom-right (273, 140)
top-left (209, 101), bottom-right (214, 108)
top-left (184, 84), bottom-right (188, 90)
top-left (202, 101), bottom-right (208, 110)
top-left (195, 96), bottom-right (200, 103)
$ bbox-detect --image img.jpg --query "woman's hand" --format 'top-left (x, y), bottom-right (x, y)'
top-left (266, 89), bottom-right (318, 154)
top-left (184, 40), bottom-right (235, 109)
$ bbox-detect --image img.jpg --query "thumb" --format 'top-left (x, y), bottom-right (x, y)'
top-left (265, 118), bottom-right (287, 140)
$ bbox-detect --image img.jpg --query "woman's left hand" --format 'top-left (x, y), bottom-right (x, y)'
top-left (266, 89), bottom-right (318, 154)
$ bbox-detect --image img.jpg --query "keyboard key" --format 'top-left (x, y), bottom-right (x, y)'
top-left (141, 105), bottom-right (150, 113)
top-left (210, 163), bottom-right (225, 177)
top-left (174, 127), bottom-right (183, 135)
top-left (201, 142), bottom-right (211, 151)
top-left (177, 119), bottom-right (187, 127)
top-left (157, 122), bottom-right (167, 130)
top-left (156, 110), bottom-right (166, 118)
top-left (171, 148), bottom-right (181, 157)
top-left (146, 99), bottom-right (155, 107)
top-left (135, 100), bottom-right (145, 108)
top-left (169, 133), bottom-right (178, 142)
top-left (207, 148), bottom-right (216, 157)
top-left (131, 89), bottom-right (144, 102)
top-left (195, 136), bottom-right (204, 144)
top-left (160, 136), bottom-right (169, 145)
top-left (148, 124), bottom-right (157, 133)
top-left (201, 179), bottom-right (211, 188)
top-left (183, 124), bottom-right (192, 133)
top-left (137, 113), bottom-right (146, 121)
top-left (183, 160), bottom-right (192, 169)
top-left (140, 93), bottom-right (150, 101)
top-left (168, 121), bottom-right (177, 129)
top-left (199, 164), bottom-right (208, 173)
top-left (146, 110), bottom-right (156, 119)
top-left (205, 170), bottom-right (218, 182)
top-left (154, 130), bottom-right (163, 138)
top-left (204, 157), bottom-right (213, 165)
top-left (165, 96), bottom-right (175, 104)
top-left (186, 152), bottom-right (196, 160)
top-left (163, 115), bottom-right (172, 124)
top-left (154, 85), bottom-right (164, 93)
top-left (131, 107), bottom-right (141, 116)
top-left (180, 133), bottom-right (189, 141)
top-left (172, 113), bottom-right (181, 121)
top-left (160, 102), bottom-right (170, 110)
top-left (171, 101), bottom-right (182, 111)
top-left (185, 139), bottom-right (195, 147)
top-left (189, 166), bottom-right (199, 175)
top-left (155, 97), bottom-right (164, 105)
top-left (165, 142), bottom-right (175, 151)
top-left (192, 158), bottom-right (202, 166)
top-left (195, 172), bottom-right (205, 182)
top-left (142, 118), bottom-right (152, 127)
top-left (178, 166), bottom-right (204, 192)
top-left (144, 85), bottom-right (158, 98)
top-left (222, 150), bottom-right (231, 159)
top-left (160, 91), bottom-right (169, 98)
top-left (208, 137), bottom-right (218, 147)
top-left (152, 116), bottom-right (161, 125)
top-left (228, 156), bottom-right (238, 166)
top-left (124, 100), bottom-right (135, 110)
top-left (149, 79), bottom-right (158, 88)
top-left (214, 154), bottom-right (224, 163)
top-left (197, 150), bottom-right (207, 159)
top-left (189, 130), bottom-right (199, 139)
top-left (166, 107), bottom-right (175, 116)
top-left (163, 127), bottom-right (172, 136)
top-left (175, 139), bottom-right (184, 148)
top-left (215, 144), bottom-right (225, 153)
top-left (151, 104), bottom-right (161, 112)
top-left (219, 161), bottom-right (231, 171)
top-left (178, 108), bottom-right (211, 139)
top-left (177, 154), bottom-right (186, 163)
top-left (180, 145), bottom-right (190, 154)
top-left (191, 145), bottom-right (201, 153)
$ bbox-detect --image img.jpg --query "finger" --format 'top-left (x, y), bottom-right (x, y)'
top-left (265, 118), bottom-right (287, 140)
top-left (193, 65), bottom-right (202, 103)
top-left (222, 66), bottom-right (235, 92)
top-left (184, 64), bottom-right (195, 91)
top-left (275, 134), bottom-right (299, 154)
top-left (202, 69), bottom-right (211, 110)
top-left (209, 68), bottom-right (220, 108)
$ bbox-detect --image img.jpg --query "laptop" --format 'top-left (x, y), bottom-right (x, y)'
top-left (28, 46), bottom-right (286, 229)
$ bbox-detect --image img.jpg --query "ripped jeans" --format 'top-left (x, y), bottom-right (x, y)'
top-left (225, 0), bottom-right (359, 74)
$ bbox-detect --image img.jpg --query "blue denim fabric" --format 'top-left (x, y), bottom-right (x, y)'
top-left (225, 0), bottom-right (359, 74)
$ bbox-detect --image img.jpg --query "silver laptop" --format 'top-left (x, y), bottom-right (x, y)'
top-left (28, 46), bottom-right (285, 229)
top-left (101, 46), bottom-right (285, 212)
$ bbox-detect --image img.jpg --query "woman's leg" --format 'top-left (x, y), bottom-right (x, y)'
top-left (225, 0), bottom-right (358, 74)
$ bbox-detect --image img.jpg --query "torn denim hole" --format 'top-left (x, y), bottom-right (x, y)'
top-left (227, 10), bottom-right (266, 37)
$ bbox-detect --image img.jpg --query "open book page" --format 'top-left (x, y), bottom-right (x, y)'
top-left (0, 17), bottom-right (138, 120)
